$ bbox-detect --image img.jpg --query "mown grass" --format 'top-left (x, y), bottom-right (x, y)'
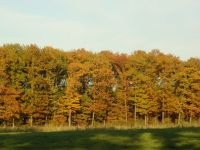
top-left (0, 127), bottom-right (200, 150)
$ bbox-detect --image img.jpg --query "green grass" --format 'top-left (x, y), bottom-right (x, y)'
top-left (0, 127), bottom-right (200, 150)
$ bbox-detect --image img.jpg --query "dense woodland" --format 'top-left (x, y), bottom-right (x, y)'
top-left (0, 44), bottom-right (200, 127)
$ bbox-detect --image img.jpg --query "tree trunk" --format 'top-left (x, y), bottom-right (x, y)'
top-left (162, 102), bottom-right (165, 124)
top-left (45, 116), bottom-right (48, 126)
top-left (3, 121), bottom-right (6, 127)
top-left (124, 81), bottom-right (128, 125)
top-left (189, 115), bottom-right (192, 124)
top-left (178, 113), bottom-right (181, 125)
top-left (12, 118), bottom-right (15, 128)
top-left (103, 120), bottom-right (106, 127)
top-left (68, 109), bottom-right (72, 127)
top-left (124, 97), bottom-right (128, 124)
top-left (91, 111), bottom-right (95, 127)
top-left (134, 103), bottom-right (137, 125)
top-left (144, 115), bottom-right (148, 126)
top-left (30, 115), bottom-right (33, 127)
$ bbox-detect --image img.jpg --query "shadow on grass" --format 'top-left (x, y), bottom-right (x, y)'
top-left (0, 127), bottom-right (200, 150)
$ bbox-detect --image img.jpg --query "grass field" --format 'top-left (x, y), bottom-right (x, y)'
top-left (0, 127), bottom-right (200, 150)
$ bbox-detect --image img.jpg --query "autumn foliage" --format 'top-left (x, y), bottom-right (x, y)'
top-left (0, 44), bottom-right (200, 127)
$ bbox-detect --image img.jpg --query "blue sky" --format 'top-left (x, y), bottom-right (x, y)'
top-left (0, 0), bottom-right (200, 60)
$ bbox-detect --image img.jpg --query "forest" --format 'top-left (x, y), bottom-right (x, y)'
top-left (0, 44), bottom-right (200, 127)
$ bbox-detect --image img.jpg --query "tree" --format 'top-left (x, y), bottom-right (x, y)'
top-left (89, 54), bottom-right (115, 126)
top-left (1, 44), bottom-right (200, 127)
top-left (0, 86), bottom-right (20, 127)
top-left (57, 80), bottom-right (81, 127)
top-left (56, 61), bottom-right (85, 126)
top-left (101, 51), bottom-right (129, 125)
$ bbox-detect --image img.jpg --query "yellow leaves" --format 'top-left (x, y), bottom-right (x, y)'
top-left (68, 62), bottom-right (88, 76)
top-left (90, 101), bottom-right (107, 112)
top-left (1, 43), bottom-right (200, 126)
top-left (57, 77), bottom-right (81, 115)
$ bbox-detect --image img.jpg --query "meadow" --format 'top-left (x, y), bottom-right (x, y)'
top-left (0, 127), bottom-right (200, 150)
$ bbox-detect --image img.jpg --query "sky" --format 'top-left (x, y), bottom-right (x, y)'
top-left (0, 0), bottom-right (200, 60)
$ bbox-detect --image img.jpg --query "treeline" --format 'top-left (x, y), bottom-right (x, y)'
top-left (0, 44), bottom-right (200, 127)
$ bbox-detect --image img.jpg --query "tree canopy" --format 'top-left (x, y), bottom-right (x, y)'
top-left (0, 44), bottom-right (199, 127)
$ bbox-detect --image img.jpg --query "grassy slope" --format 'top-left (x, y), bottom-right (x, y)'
top-left (0, 127), bottom-right (200, 150)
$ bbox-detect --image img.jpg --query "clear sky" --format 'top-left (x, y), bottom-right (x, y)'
top-left (0, 0), bottom-right (200, 60)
